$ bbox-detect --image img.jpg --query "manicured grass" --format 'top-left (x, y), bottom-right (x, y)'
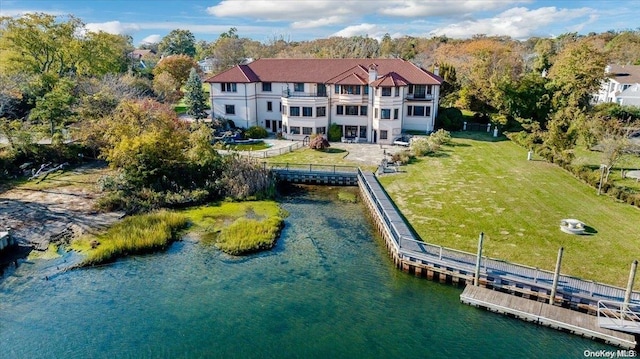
top-left (224, 142), bottom-right (272, 151)
top-left (267, 147), bottom-right (376, 172)
top-left (378, 131), bottom-right (640, 287)
top-left (72, 210), bottom-right (189, 266)
top-left (181, 201), bottom-right (286, 255)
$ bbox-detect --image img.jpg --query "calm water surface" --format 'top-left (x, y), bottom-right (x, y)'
top-left (0, 187), bottom-right (615, 358)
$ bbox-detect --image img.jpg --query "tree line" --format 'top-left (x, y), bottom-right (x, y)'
top-left (1, 13), bottom-right (639, 209)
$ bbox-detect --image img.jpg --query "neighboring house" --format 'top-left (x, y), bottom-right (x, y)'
top-left (617, 83), bottom-right (640, 107)
top-left (593, 64), bottom-right (640, 105)
top-left (204, 58), bottom-right (442, 144)
top-left (128, 49), bottom-right (157, 69)
top-left (198, 57), bottom-right (218, 74)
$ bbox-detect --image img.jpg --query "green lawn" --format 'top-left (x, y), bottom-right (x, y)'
top-left (378, 132), bottom-right (640, 287)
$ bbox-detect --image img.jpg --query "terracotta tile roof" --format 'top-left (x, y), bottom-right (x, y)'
top-left (204, 58), bottom-right (442, 85)
top-left (371, 72), bottom-right (409, 87)
top-left (608, 64), bottom-right (640, 84)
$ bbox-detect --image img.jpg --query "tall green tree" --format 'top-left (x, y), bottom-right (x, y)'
top-left (29, 77), bottom-right (76, 142)
top-left (184, 68), bottom-right (208, 121)
top-left (158, 29), bottom-right (196, 57)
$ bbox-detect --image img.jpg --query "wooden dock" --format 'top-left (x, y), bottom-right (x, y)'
top-left (461, 285), bottom-right (637, 349)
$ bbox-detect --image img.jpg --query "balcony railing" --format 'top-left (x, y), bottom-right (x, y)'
top-left (405, 94), bottom-right (434, 101)
top-left (282, 90), bottom-right (327, 98)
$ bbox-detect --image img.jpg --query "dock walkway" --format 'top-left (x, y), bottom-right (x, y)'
top-left (461, 285), bottom-right (637, 349)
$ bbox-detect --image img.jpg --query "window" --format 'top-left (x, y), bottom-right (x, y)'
top-left (265, 120), bottom-right (271, 128)
top-left (316, 106), bottom-right (326, 117)
top-left (364, 86), bottom-right (369, 95)
top-left (303, 127), bottom-right (313, 135)
top-left (381, 109), bottom-right (391, 119)
top-left (225, 104), bottom-right (235, 115)
top-left (316, 127), bottom-right (326, 134)
top-left (380, 130), bottom-right (388, 140)
top-left (341, 85), bottom-right (361, 95)
top-left (289, 106), bottom-right (300, 116)
top-left (407, 106), bottom-right (430, 116)
top-left (335, 84), bottom-right (340, 94)
top-left (290, 126), bottom-right (300, 134)
top-left (302, 107), bottom-right (313, 117)
top-left (345, 105), bottom-right (359, 116)
top-left (360, 106), bottom-right (367, 116)
top-left (278, 121), bottom-right (282, 129)
top-left (395, 87), bottom-right (400, 97)
top-left (359, 126), bottom-right (367, 138)
top-left (294, 83), bottom-right (304, 92)
top-left (336, 105), bottom-right (344, 115)
top-left (317, 84), bottom-right (327, 97)
top-left (262, 82), bottom-right (272, 92)
top-left (394, 109), bottom-right (399, 119)
top-left (345, 126), bottom-right (358, 137)
top-left (381, 87), bottom-right (391, 96)
top-left (221, 83), bottom-right (237, 92)
top-left (411, 85), bottom-right (426, 98)
top-left (267, 101), bottom-right (273, 111)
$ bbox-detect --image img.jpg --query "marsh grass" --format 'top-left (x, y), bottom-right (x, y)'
top-left (74, 210), bottom-right (188, 266)
top-left (181, 201), bottom-right (286, 255)
top-left (337, 190), bottom-right (357, 203)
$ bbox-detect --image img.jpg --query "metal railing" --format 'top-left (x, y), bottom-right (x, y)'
top-left (268, 162), bottom-right (358, 174)
top-left (282, 90), bottom-right (327, 98)
top-left (229, 142), bottom-right (304, 159)
top-left (598, 300), bottom-right (640, 332)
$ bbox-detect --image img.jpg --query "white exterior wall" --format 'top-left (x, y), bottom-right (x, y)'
top-left (618, 85), bottom-right (640, 106)
top-left (210, 77), bottom-right (441, 143)
top-left (210, 83), bottom-right (257, 129)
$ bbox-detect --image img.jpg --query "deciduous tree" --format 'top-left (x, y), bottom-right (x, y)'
top-left (158, 29), bottom-right (196, 57)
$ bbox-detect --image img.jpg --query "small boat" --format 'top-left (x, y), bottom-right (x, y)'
top-left (560, 219), bottom-right (585, 235)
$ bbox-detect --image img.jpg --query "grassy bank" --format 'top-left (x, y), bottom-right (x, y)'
top-left (181, 201), bottom-right (286, 255)
top-left (72, 210), bottom-right (188, 266)
top-left (378, 132), bottom-right (640, 287)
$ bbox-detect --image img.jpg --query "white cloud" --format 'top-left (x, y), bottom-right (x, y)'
top-left (331, 23), bottom-right (383, 38)
top-left (429, 6), bottom-right (593, 39)
top-left (292, 16), bottom-right (348, 29)
top-left (0, 8), bottom-right (66, 17)
top-left (140, 34), bottom-right (162, 44)
top-left (208, 0), bottom-right (362, 22)
top-left (378, 0), bottom-right (531, 17)
top-left (85, 21), bottom-right (140, 35)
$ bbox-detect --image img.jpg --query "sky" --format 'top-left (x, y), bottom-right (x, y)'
top-left (1, 0), bottom-right (638, 45)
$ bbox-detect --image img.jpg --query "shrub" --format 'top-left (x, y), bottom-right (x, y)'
top-left (410, 137), bottom-right (435, 157)
top-left (245, 126), bottom-right (268, 139)
top-left (391, 150), bottom-right (412, 165)
top-left (309, 134), bottom-right (330, 150)
top-left (218, 154), bottom-right (275, 200)
top-left (429, 129), bottom-right (451, 146)
top-left (327, 123), bottom-right (342, 142)
top-left (436, 107), bottom-right (464, 131)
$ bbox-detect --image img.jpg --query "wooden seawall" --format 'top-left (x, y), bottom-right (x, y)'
top-left (269, 163), bottom-right (358, 186)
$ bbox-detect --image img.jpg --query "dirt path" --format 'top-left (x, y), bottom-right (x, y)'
top-left (0, 163), bottom-right (123, 251)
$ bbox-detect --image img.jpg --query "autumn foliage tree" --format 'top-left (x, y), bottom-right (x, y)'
top-left (152, 54), bottom-right (198, 87)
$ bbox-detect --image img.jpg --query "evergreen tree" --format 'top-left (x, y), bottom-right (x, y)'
top-left (184, 68), bottom-right (208, 121)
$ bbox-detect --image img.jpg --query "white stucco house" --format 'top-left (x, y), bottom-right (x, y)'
top-left (204, 58), bottom-right (443, 144)
top-left (593, 64), bottom-right (640, 106)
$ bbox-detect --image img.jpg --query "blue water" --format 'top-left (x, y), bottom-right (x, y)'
top-left (0, 187), bottom-right (616, 358)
